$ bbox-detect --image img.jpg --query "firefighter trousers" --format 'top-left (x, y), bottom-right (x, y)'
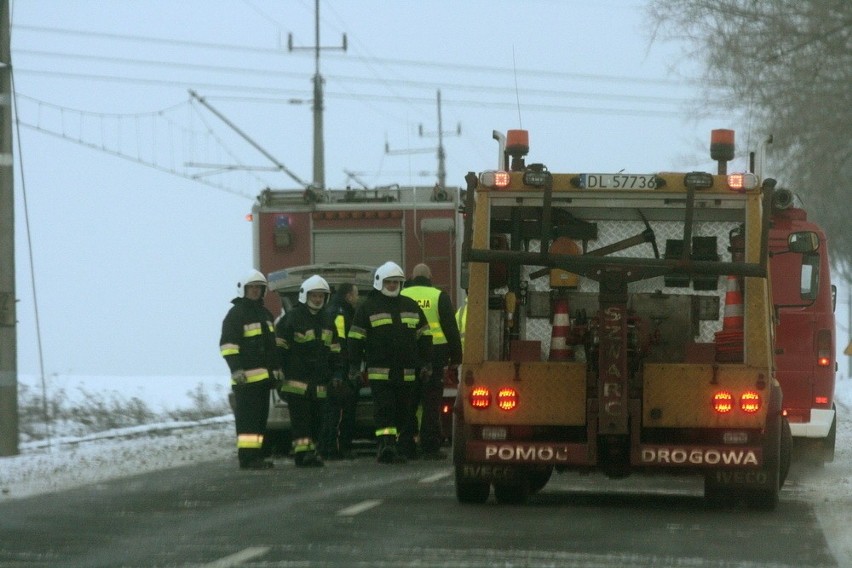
top-left (286, 392), bottom-right (325, 455)
top-left (371, 379), bottom-right (414, 455)
top-left (232, 380), bottom-right (272, 467)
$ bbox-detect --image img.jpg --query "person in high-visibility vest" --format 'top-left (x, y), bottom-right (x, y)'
top-left (401, 263), bottom-right (463, 460)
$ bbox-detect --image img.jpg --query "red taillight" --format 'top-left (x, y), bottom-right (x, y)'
top-left (713, 391), bottom-right (734, 414)
top-left (740, 391), bottom-right (761, 413)
top-left (815, 396), bottom-right (829, 405)
top-left (816, 329), bottom-right (832, 367)
top-left (497, 387), bottom-right (518, 411)
top-left (469, 387), bottom-right (491, 409)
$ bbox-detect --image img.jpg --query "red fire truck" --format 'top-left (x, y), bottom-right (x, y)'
top-left (769, 191), bottom-right (837, 464)
top-left (250, 184), bottom-right (464, 449)
top-left (251, 185), bottom-right (463, 311)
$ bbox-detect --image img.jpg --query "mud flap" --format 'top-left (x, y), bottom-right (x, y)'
top-left (704, 386), bottom-right (784, 510)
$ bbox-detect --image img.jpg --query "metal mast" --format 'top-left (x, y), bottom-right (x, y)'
top-left (0, 0), bottom-right (18, 456)
top-left (288, 0), bottom-right (346, 190)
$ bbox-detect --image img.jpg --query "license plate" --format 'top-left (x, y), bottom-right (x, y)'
top-left (578, 174), bottom-right (658, 190)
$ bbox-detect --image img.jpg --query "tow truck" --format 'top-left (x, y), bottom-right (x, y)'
top-left (453, 128), bottom-right (794, 509)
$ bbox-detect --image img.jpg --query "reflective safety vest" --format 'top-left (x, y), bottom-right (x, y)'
top-left (456, 301), bottom-right (467, 352)
top-left (401, 285), bottom-right (446, 344)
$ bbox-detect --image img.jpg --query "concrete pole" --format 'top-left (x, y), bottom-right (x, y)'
top-left (0, 0), bottom-right (19, 456)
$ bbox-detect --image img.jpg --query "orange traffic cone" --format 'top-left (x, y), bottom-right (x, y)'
top-left (549, 298), bottom-right (572, 361)
top-left (720, 274), bottom-right (743, 330)
top-left (715, 274), bottom-right (744, 362)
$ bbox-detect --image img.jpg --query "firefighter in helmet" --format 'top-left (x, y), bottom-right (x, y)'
top-left (219, 269), bottom-right (281, 470)
top-left (275, 274), bottom-right (339, 467)
top-left (348, 261), bottom-right (432, 464)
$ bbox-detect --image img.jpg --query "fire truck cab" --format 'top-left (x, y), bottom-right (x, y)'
top-left (454, 128), bottom-right (793, 509)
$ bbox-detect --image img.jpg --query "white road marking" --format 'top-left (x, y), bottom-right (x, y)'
top-left (419, 470), bottom-right (452, 484)
top-left (199, 546), bottom-right (270, 567)
top-left (337, 499), bottom-right (383, 516)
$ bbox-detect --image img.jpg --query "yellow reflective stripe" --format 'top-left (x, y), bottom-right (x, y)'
top-left (276, 337), bottom-right (287, 348)
top-left (349, 326), bottom-right (366, 339)
top-left (243, 322), bottom-right (263, 337)
top-left (220, 343), bottom-right (239, 356)
top-left (292, 437), bottom-right (315, 452)
top-left (316, 385), bottom-right (327, 399)
top-left (375, 427), bottom-right (397, 437)
top-left (293, 329), bottom-right (317, 343)
top-left (237, 433), bottom-right (264, 449)
top-left (403, 369), bottom-right (415, 382)
top-left (321, 329), bottom-right (334, 346)
top-left (281, 380), bottom-right (308, 394)
top-left (335, 314), bottom-right (346, 338)
top-left (369, 312), bottom-right (393, 327)
top-left (367, 367), bottom-right (390, 381)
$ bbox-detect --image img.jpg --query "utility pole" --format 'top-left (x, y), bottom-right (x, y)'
top-left (0, 0), bottom-right (19, 456)
top-left (385, 89), bottom-right (460, 191)
top-left (418, 90), bottom-right (461, 190)
top-left (288, 0), bottom-right (346, 191)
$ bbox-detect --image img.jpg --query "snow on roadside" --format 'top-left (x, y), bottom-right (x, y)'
top-left (0, 416), bottom-right (234, 500)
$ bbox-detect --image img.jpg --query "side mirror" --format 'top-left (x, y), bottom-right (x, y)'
top-left (788, 231), bottom-right (819, 253)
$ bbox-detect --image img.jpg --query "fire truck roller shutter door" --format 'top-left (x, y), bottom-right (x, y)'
top-left (313, 231), bottom-right (403, 266)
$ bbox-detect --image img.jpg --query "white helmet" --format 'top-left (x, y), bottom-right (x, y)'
top-left (374, 261), bottom-right (405, 295)
top-left (299, 274), bottom-right (330, 308)
top-left (238, 269), bottom-right (267, 297)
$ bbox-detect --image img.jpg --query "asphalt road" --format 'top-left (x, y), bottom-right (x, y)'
top-left (0, 450), bottom-right (839, 567)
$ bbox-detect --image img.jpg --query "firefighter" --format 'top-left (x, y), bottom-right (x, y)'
top-left (276, 274), bottom-right (338, 467)
top-left (219, 269), bottom-right (280, 470)
top-left (402, 263), bottom-right (462, 460)
top-left (348, 261), bottom-right (431, 464)
top-left (319, 282), bottom-right (360, 460)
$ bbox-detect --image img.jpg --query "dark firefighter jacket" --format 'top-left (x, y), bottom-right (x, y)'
top-left (275, 302), bottom-right (342, 397)
top-left (219, 296), bottom-right (279, 384)
top-left (348, 290), bottom-right (431, 382)
top-left (402, 275), bottom-right (463, 367)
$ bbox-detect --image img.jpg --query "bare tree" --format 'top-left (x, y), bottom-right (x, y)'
top-left (647, 0), bottom-right (852, 274)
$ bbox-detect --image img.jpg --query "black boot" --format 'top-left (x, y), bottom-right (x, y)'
top-left (296, 450), bottom-right (324, 468)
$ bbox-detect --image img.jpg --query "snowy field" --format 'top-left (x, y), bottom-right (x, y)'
top-left (1, 378), bottom-right (851, 565)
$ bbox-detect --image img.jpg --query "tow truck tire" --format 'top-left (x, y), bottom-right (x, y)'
top-left (528, 466), bottom-right (554, 494)
top-left (779, 417), bottom-right (792, 486)
top-left (494, 479), bottom-right (530, 505)
top-left (454, 466), bottom-right (490, 504)
top-left (746, 411), bottom-right (783, 511)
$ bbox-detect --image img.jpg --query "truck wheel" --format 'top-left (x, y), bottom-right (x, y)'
top-left (494, 479), bottom-right (530, 505)
top-left (779, 417), bottom-right (792, 487)
top-left (823, 408), bottom-right (837, 463)
top-left (746, 411), bottom-right (782, 511)
top-left (454, 466), bottom-right (490, 504)
top-left (528, 466), bottom-right (553, 494)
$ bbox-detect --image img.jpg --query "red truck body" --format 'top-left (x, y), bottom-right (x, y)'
top-left (769, 195), bottom-right (837, 462)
